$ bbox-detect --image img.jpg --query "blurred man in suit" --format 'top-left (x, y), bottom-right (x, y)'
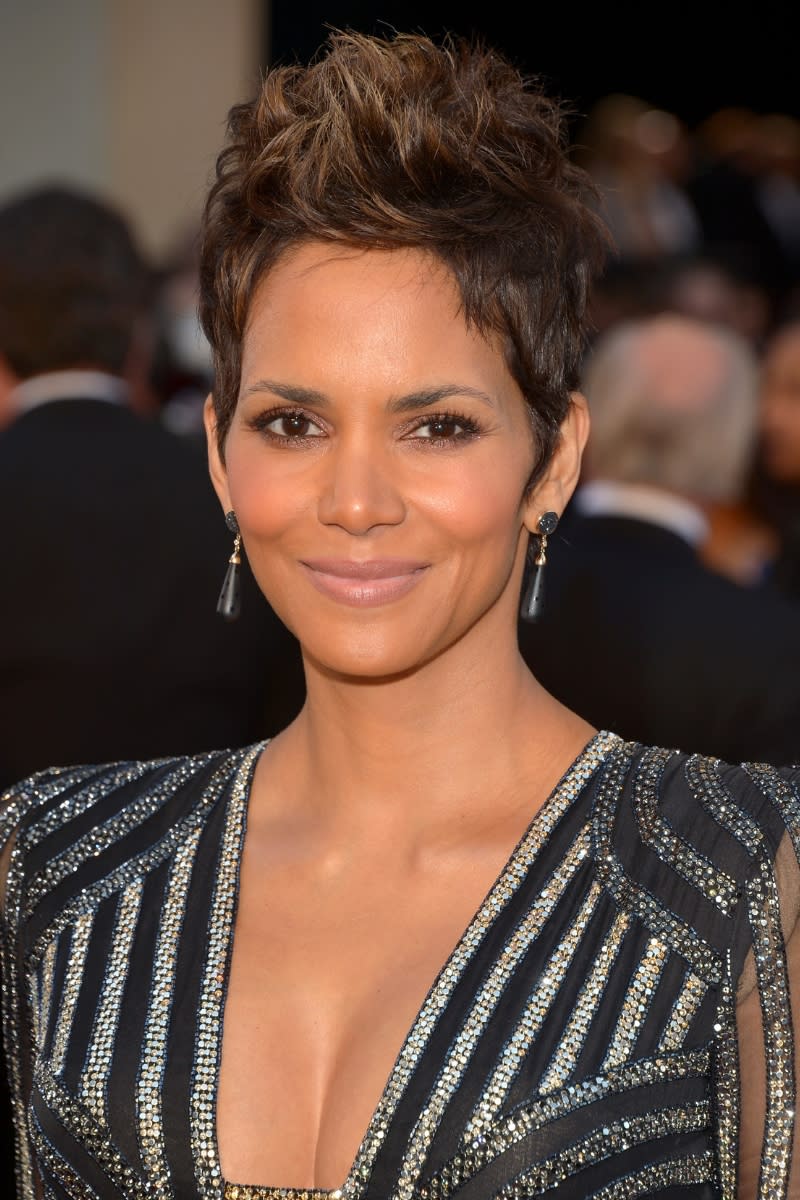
top-left (519, 312), bottom-right (800, 763)
top-left (0, 185), bottom-right (305, 792)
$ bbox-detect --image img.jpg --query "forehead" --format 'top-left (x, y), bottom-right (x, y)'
top-left (240, 241), bottom-right (509, 391)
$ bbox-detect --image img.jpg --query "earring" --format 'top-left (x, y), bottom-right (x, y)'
top-left (520, 511), bottom-right (559, 623)
top-left (216, 511), bottom-right (242, 621)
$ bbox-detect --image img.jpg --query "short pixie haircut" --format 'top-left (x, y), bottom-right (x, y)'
top-left (199, 29), bottom-right (609, 479)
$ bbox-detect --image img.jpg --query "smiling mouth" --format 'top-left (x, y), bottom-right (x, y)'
top-left (299, 559), bottom-right (430, 607)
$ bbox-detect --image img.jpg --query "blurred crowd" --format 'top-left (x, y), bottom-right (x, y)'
top-left (1, 90), bottom-right (800, 796)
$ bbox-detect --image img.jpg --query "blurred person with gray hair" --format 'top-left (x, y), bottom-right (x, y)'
top-left (519, 312), bottom-right (800, 762)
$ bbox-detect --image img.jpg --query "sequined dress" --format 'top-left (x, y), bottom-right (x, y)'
top-left (2, 732), bottom-right (800, 1199)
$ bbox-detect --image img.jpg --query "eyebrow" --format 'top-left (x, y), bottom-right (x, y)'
top-left (241, 379), bottom-right (496, 411)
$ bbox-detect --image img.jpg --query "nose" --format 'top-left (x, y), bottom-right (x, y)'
top-left (317, 437), bottom-right (406, 534)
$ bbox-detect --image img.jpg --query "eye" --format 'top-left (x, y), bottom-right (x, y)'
top-left (408, 413), bottom-right (482, 442)
top-left (247, 409), bottom-right (326, 440)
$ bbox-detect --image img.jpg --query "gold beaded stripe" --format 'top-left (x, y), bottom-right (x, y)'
top-left (746, 857), bottom-right (796, 1198)
top-left (30, 1107), bottom-right (104, 1200)
top-left (601, 937), bottom-right (668, 1071)
top-left (585, 1151), bottom-right (716, 1199)
top-left (224, 1188), bottom-right (341, 1199)
top-left (494, 1102), bottom-right (710, 1198)
top-left (427, 1049), bottom-right (711, 1195)
top-left (34, 1061), bottom-right (151, 1200)
top-left (80, 878), bottom-right (144, 1123)
top-left (138, 828), bottom-right (203, 1198)
top-left (632, 749), bottom-right (738, 914)
top-left (48, 909), bottom-right (94, 1078)
top-left (26, 754), bottom-right (237, 967)
top-left (592, 749), bottom-right (722, 985)
top-left (656, 970), bottom-right (707, 1052)
top-left (23, 758), bottom-right (205, 918)
top-left (191, 744), bottom-right (264, 1197)
top-left (466, 879), bottom-right (604, 1139)
top-left (538, 909), bottom-right (631, 1096)
top-left (355, 734), bottom-right (618, 1200)
top-left (394, 829), bottom-right (594, 1200)
top-left (686, 757), bottom-right (763, 854)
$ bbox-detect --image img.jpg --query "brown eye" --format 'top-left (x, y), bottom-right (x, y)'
top-left (256, 410), bottom-right (326, 439)
top-left (278, 413), bottom-right (313, 437)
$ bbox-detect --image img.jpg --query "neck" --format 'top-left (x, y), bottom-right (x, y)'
top-left (263, 615), bottom-right (593, 839)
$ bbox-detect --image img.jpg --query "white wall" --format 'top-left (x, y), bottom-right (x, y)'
top-left (0, 0), bottom-right (262, 260)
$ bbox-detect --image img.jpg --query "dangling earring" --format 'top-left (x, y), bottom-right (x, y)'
top-left (216, 511), bottom-right (242, 621)
top-left (520, 511), bottom-right (559, 622)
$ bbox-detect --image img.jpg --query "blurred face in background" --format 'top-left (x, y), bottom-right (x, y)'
top-left (759, 323), bottom-right (800, 483)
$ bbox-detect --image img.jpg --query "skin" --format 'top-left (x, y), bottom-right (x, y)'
top-left (204, 241), bottom-right (593, 1189)
top-left (759, 322), bottom-right (800, 483)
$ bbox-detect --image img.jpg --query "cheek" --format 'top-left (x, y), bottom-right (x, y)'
top-left (222, 438), bottom-right (312, 543)
top-left (410, 458), bottom-right (529, 552)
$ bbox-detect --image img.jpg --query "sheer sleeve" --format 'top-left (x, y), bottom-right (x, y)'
top-left (737, 808), bottom-right (800, 1198)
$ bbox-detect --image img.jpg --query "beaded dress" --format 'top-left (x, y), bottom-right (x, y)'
top-left (2, 731), bottom-right (800, 1199)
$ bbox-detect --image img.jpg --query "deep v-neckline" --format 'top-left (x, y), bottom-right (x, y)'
top-left (204, 730), bottom-right (619, 1199)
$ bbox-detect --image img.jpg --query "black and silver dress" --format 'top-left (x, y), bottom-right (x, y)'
top-left (2, 731), bottom-right (800, 1198)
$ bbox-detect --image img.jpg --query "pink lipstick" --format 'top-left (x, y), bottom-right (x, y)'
top-left (300, 559), bottom-right (429, 606)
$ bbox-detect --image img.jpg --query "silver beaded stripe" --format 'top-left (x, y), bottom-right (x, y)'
top-left (48, 909), bottom-right (94, 1078)
top-left (493, 1102), bottom-right (710, 1199)
top-left (632, 749), bottom-right (738, 914)
top-left (23, 757), bottom-right (208, 918)
top-left (538, 908), bottom-right (631, 1096)
top-left (80, 878), bottom-right (145, 1124)
top-left (25, 751), bottom-right (244, 969)
top-left (0, 762), bottom-right (107, 852)
top-left (656, 970), bottom-right (707, 1052)
top-left (746, 857), bottom-right (795, 1199)
top-left (34, 1060), bottom-right (152, 1199)
top-left (743, 762), bottom-right (800, 863)
top-left (346, 732), bottom-right (620, 1200)
top-left (24, 758), bottom-right (174, 849)
top-left (601, 936), bottom-right (668, 1071)
top-left (465, 879), bottom-right (604, 1139)
top-left (394, 829), bottom-right (594, 1200)
top-left (584, 1151), bottom-right (716, 1199)
top-left (592, 748), bottom-right (723, 985)
top-left (191, 744), bottom-right (263, 1198)
top-left (428, 1048), bottom-right (711, 1194)
top-left (36, 939), bottom-right (58, 1055)
top-left (29, 1106), bottom-right (104, 1200)
top-left (686, 757), bottom-right (763, 854)
top-left (713, 954), bottom-right (739, 1200)
top-left (137, 828), bottom-right (203, 1198)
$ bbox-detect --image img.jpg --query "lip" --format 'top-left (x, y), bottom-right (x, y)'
top-left (300, 559), bottom-right (430, 607)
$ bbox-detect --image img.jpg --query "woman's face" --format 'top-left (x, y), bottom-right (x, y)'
top-left (207, 242), bottom-right (585, 679)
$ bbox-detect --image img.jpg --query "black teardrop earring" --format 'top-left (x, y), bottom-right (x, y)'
top-left (520, 511), bottom-right (559, 622)
top-left (216, 511), bottom-right (242, 621)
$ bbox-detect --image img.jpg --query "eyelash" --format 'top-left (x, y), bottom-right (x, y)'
top-left (244, 406), bottom-right (484, 447)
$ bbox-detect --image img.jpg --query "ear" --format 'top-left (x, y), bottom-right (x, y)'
top-left (523, 392), bottom-right (590, 533)
top-left (0, 354), bottom-right (20, 430)
top-left (203, 395), bottom-right (232, 512)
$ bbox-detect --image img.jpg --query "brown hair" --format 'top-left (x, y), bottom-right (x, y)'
top-left (199, 29), bottom-right (609, 478)
top-left (0, 185), bottom-right (152, 378)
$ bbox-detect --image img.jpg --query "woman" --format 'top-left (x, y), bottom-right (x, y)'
top-left (2, 29), bottom-right (799, 1200)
